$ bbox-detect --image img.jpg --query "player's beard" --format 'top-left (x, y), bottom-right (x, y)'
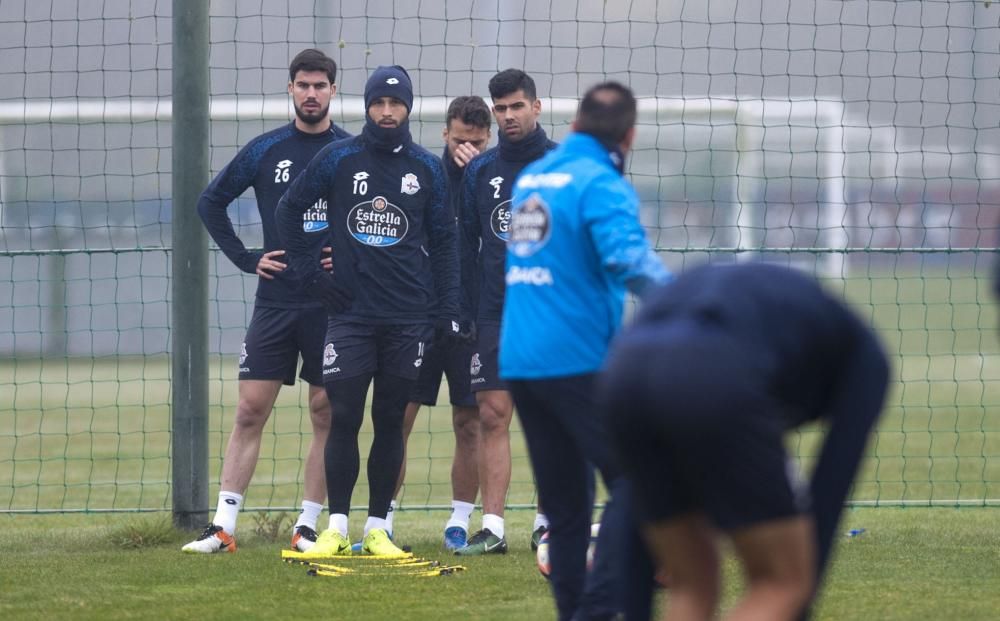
top-left (294, 101), bottom-right (330, 127)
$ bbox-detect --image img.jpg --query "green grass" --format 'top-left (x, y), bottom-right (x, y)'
top-left (1, 356), bottom-right (997, 512)
top-left (0, 355), bottom-right (542, 512)
top-left (0, 268), bottom-right (997, 618)
top-left (1, 270), bottom-right (999, 512)
top-left (1, 508), bottom-right (998, 620)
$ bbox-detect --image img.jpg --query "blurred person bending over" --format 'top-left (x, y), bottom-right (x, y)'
top-left (601, 263), bottom-right (890, 621)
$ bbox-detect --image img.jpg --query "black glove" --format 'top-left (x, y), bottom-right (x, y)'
top-left (442, 319), bottom-right (477, 345)
top-left (435, 316), bottom-right (464, 343)
top-left (458, 320), bottom-right (477, 345)
top-left (309, 272), bottom-right (353, 314)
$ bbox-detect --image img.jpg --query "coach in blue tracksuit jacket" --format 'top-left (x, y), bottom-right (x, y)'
top-left (500, 83), bottom-right (671, 621)
top-left (276, 65), bottom-right (461, 556)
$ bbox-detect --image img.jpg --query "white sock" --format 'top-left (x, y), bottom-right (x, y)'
top-left (364, 516), bottom-right (389, 537)
top-left (482, 513), bottom-right (505, 539)
top-left (445, 500), bottom-right (475, 532)
top-left (294, 500), bottom-right (324, 531)
top-left (212, 491), bottom-right (242, 534)
top-left (533, 513), bottom-right (550, 531)
top-left (385, 500), bottom-right (399, 537)
top-left (328, 513), bottom-right (349, 538)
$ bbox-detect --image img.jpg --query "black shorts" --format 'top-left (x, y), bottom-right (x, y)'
top-left (238, 305), bottom-right (327, 386)
top-left (469, 322), bottom-right (508, 393)
top-left (321, 320), bottom-right (433, 383)
top-left (603, 325), bottom-right (809, 531)
top-left (410, 334), bottom-right (476, 407)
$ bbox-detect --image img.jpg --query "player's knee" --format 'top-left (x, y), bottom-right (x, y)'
top-left (328, 402), bottom-right (364, 436)
top-left (761, 579), bottom-right (814, 619)
top-left (745, 565), bottom-right (815, 618)
top-left (330, 413), bottom-right (363, 436)
top-left (665, 551), bottom-right (720, 592)
top-left (309, 407), bottom-right (331, 434)
top-left (233, 399), bottom-right (271, 429)
top-left (309, 387), bottom-right (330, 411)
top-left (477, 400), bottom-right (511, 434)
top-left (308, 393), bottom-right (331, 431)
top-left (372, 412), bottom-right (404, 437)
top-left (370, 401), bottom-right (405, 437)
top-left (453, 407), bottom-right (480, 442)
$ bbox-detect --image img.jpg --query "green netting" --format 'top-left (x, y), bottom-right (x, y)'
top-left (0, 1), bottom-right (997, 513)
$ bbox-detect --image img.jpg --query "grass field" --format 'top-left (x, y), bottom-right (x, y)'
top-left (1, 507), bottom-right (998, 620)
top-left (0, 357), bottom-right (540, 512)
top-left (3, 344), bottom-right (998, 512)
top-left (1, 268), bottom-right (998, 618)
top-left (4, 270), bottom-right (998, 512)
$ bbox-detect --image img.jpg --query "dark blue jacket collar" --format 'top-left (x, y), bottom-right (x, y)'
top-left (362, 116), bottom-right (412, 153)
top-left (498, 123), bottom-right (551, 163)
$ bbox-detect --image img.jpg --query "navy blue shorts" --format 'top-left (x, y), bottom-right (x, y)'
top-left (603, 325), bottom-right (809, 531)
top-left (469, 322), bottom-right (507, 393)
top-left (238, 305), bottom-right (327, 386)
top-left (321, 320), bottom-right (433, 383)
top-left (410, 334), bottom-right (476, 407)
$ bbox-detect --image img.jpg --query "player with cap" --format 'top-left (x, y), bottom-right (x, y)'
top-left (276, 65), bottom-right (461, 557)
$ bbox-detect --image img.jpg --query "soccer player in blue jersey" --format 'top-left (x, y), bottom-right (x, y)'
top-left (276, 65), bottom-right (462, 557)
top-left (500, 82), bottom-right (670, 620)
top-left (456, 69), bottom-right (556, 556)
top-left (600, 263), bottom-right (890, 621)
top-left (394, 96), bottom-right (492, 549)
top-left (183, 49), bottom-right (351, 554)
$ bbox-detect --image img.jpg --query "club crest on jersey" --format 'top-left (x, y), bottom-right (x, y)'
top-left (508, 192), bottom-right (552, 257)
top-left (401, 173), bottom-right (420, 195)
top-left (490, 200), bottom-right (512, 241)
top-left (470, 353), bottom-right (482, 376)
top-left (347, 195), bottom-right (409, 247)
top-left (303, 198), bottom-right (328, 232)
top-left (323, 344), bottom-right (338, 367)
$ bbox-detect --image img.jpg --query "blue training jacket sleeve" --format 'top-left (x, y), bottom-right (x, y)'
top-left (275, 145), bottom-right (335, 288)
top-left (458, 164), bottom-right (481, 323)
top-left (196, 146), bottom-right (262, 274)
top-left (582, 176), bottom-right (671, 296)
top-left (427, 157), bottom-right (460, 320)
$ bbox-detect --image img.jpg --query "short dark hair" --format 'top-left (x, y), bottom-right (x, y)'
top-left (289, 48), bottom-right (337, 84)
top-left (446, 96), bottom-right (491, 130)
top-left (488, 69), bottom-right (537, 101)
top-left (575, 82), bottom-right (637, 149)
